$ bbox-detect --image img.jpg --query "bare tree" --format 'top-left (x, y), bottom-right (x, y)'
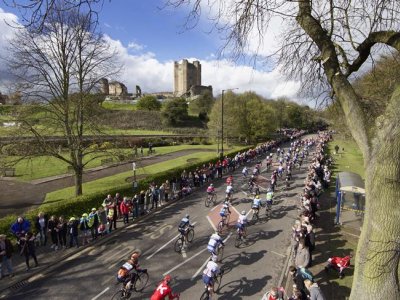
top-left (167, 0), bottom-right (400, 299)
top-left (7, 3), bottom-right (119, 196)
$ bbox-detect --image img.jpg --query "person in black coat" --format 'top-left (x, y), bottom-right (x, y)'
top-left (34, 212), bottom-right (48, 246)
top-left (47, 215), bottom-right (59, 250)
top-left (20, 232), bottom-right (38, 271)
top-left (305, 225), bottom-right (316, 266)
top-left (56, 216), bottom-right (68, 249)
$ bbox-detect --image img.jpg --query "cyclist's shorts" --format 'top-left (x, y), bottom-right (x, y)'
top-left (252, 205), bottom-right (260, 210)
top-left (116, 275), bottom-right (126, 283)
top-left (178, 228), bottom-right (186, 234)
top-left (236, 223), bottom-right (245, 230)
top-left (202, 274), bottom-right (213, 286)
top-left (207, 246), bottom-right (216, 255)
top-left (219, 212), bottom-right (226, 217)
top-left (266, 200), bottom-right (273, 206)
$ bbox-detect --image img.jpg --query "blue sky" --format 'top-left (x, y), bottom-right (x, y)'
top-left (0, 1), bottom-right (301, 99)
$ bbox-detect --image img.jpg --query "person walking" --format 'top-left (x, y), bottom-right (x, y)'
top-left (20, 232), bottom-right (38, 271)
top-left (0, 234), bottom-right (13, 278)
top-left (34, 212), bottom-right (48, 247)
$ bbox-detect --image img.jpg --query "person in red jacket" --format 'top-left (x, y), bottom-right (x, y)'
top-left (120, 197), bottom-right (132, 224)
top-left (325, 254), bottom-right (351, 278)
top-left (150, 275), bottom-right (179, 300)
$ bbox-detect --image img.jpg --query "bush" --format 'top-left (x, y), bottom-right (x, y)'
top-left (136, 95), bottom-right (162, 111)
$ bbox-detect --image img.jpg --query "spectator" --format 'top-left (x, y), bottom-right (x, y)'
top-left (0, 234), bottom-right (13, 278)
top-left (164, 180), bottom-right (170, 202)
top-left (11, 217), bottom-right (31, 242)
top-left (132, 194), bottom-right (139, 219)
top-left (139, 190), bottom-right (145, 216)
top-left (120, 197), bottom-right (131, 224)
top-left (295, 239), bottom-right (310, 269)
top-left (34, 212), bottom-right (48, 246)
top-left (20, 232), bottom-right (38, 271)
top-left (98, 207), bottom-right (108, 234)
top-left (304, 280), bottom-right (326, 300)
top-left (266, 287), bottom-right (286, 300)
top-left (80, 213), bottom-right (90, 245)
top-left (67, 217), bottom-right (79, 248)
top-left (108, 200), bottom-right (118, 232)
top-left (145, 188), bottom-right (151, 211)
top-left (48, 215), bottom-right (59, 250)
top-left (57, 216), bottom-right (67, 249)
top-left (102, 194), bottom-right (113, 216)
top-left (289, 266), bottom-right (308, 300)
top-left (115, 193), bottom-right (123, 219)
top-left (151, 185), bottom-right (159, 210)
top-left (88, 208), bottom-right (99, 241)
top-left (304, 225), bottom-right (315, 266)
top-left (159, 183), bottom-right (165, 206)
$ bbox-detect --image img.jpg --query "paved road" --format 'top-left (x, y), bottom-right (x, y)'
top-left (1, 138), bottom-right (313, 299)
top-left (0, 149), bottom-right (214, 218)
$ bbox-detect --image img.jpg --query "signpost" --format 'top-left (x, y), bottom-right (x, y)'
top-left (132, 162), bottom-right (137, 189)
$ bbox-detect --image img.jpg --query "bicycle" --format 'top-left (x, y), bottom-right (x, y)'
top-left (111, 270), bottom-right (149, 300)
top-left (216, 244), bottom-right (224, 262)
top-left (200, 268), bottom-right (225, 300)
top-left (174, 225), bottom-right (195, 253)
top-left (217, 214), bottom-right (230, 234)
top-left (264, 200), bottom-right (273, 217)
top-left (205, 193), bottom-right (217, 207)
top-left (234, 227), bottom-right (246, 248)
top-left (250, 207), bottom-right (259, 224)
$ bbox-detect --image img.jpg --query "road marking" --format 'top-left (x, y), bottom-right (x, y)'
top-left (210, 205), bottom-right (218, 211)
top-left (91, 287), bottom-right (110, 300)
top-left (191, 232), bottom-right (233, 280)
top-left (145, 222), bottom-right (197, 260)
top-left (181, 247), bottom-right (187, 258)
top-left (231, 205), bottom-right (252, 219)
top-left (270, 250), bottom-right (286, 258)
top-left (104, 246), bottom-right (130, 263)
top-left (162, 248), bottom-right (208, 276)
top-left (206, 215), bottom-right (217, 231)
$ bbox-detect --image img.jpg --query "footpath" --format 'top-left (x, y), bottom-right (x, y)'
top-left (0, 148), bottom-right (215, 218)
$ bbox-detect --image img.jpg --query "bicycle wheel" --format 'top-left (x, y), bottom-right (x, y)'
top-left (187, 229), bottom-right (195, 243)
top-left (217, 221), bottom-right (224, 234)
top-left (234, 233), bottom-right (242, 248)
top-left (174, 237), bottom-right (184, 253)
top-left (215, 273), bottom-right (223, 292)
top-left (251, 211), bottom-right (258, 224)
top-left (134, 271), bottom-right (149, 292)
top-left (217, 245), bottom-right (224, 262)
top-left (111, 289), bottom-right (126, 300)
top-left (205, 196), bottom-right (210, 207)
top-left (212, 194), bottom-right (217, 205)
top-left (200, 290), bottom-right (210, 300)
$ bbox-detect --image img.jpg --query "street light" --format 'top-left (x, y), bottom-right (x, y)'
top-left (221, 88), bottom-right (238, 159)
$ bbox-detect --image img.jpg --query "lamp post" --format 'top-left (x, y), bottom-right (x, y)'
top-left (220, 88), bottom-right (238, 159)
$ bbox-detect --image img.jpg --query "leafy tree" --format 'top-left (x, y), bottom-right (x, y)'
top-left (172, 1), bottom-right (400, 298)
top-left (136, 95), bottom-right (162, 111)
top-left (188, 91), bottom-right (215, 116)
top-left (161, 98), bottom-right (189, 126)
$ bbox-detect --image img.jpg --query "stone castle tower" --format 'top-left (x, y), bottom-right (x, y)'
top-left (174, 59), bottom-right (201, 96)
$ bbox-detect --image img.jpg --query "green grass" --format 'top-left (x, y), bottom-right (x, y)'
top-left (329, 138), bottom-right (365, 179)
top-left (44, 151), bottom-right (219, 204)
top-left (8, 144), bottom-right (227, 181)
top-left (101, 101), bottom-right (137, 111)
top-left (100, 128), bottom-right (174, 135)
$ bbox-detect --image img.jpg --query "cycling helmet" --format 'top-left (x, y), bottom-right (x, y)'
top-left (185, 214), bottom-right (190, 218)
top-left (210, 183), bottom-right (214, 187)
top-left (255, 195), bottom-right (260, 199)
top-left (163, 274), bottom-right (172, 283)
top-left (131, 252), bottom-right (140, 260)
top-left (82, 213), bottom-right (88, 218)
top-left (241, 210), bottom-right (246, 215)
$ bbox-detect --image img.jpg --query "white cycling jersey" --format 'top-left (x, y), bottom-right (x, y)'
top-left (208, 233), bottom-right (223, 248)
top-left (203, 261), bottom-right (219, 278)
top-left (226, 185), bottom-right (233, 194)
top-left (238, 215), bottom-right (247, 225)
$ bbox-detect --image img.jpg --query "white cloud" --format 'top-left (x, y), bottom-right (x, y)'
top-left (106, 36), bottom-right (300, 99)
top-left (127, 41), bottom-right (145, 52)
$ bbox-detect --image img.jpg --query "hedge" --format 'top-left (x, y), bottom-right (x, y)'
top-left (0, 145), bottom-right (253, 238)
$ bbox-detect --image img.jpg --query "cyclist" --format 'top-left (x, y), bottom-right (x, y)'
top-left (206, 184), bottom-right (216, 202)
top-left (202, 255), bottom-right (221, 295)
top-left (226, 175), bottom-right (234, 185)
top-left (219, 200), bottom-right (231, 220)
top-left (266, 189), bottom-right (274, 205)
top-left (207, 232), bottom-right (225, 259)
top-left (237, 211), bottom-right (248, 238)
top-left (225, 184), bottom-right (234, 202)
top-left (252, 195), bottom-right (261, 215)
top-left (242, 166), bottom-right (248, 177)
top-left (116, 252), bottom-right (146, 292)
top-left (150, 274), bottom-right (180, 300)
top-left (178, 214), bottom-right (194, 243)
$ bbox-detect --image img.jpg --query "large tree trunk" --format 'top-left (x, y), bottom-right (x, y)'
top-left (74, 151), bottom-right (84, 196)
top-left (350, 89), bottom-right (400, 299)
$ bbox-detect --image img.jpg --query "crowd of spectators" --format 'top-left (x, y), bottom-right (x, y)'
top-left (3, 133), bottom-right (306, 279)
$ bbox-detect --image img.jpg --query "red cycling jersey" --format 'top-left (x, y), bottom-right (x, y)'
top-left (330, 256), bottom-right (351, 268)
top-left (151, 282), bottom-right (176, 300)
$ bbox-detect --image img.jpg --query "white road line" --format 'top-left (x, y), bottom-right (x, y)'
top-left (270, 250), bottom-right (286, 258)
top-left (210, 204), bottom-right (219, 211)
top-left (191, 232), bottom-right (233, 280)
top-left (206, 215), bottom-right (217, 231)
top-left (91, 287), bottom-right (110, 300)
top-left (162, 248), bottom-right (208, 276)
top-left (104, 246), bottom-right (130, 263)
top-left (231, 205), bottom-right (252, 219)
top-left (146, 222), bottom-right (197, 260)
top-left (181, 248), bottom-right (187, 258)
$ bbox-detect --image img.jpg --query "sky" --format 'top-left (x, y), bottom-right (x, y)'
top-left (0, 0), bottom-right (301, 100)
